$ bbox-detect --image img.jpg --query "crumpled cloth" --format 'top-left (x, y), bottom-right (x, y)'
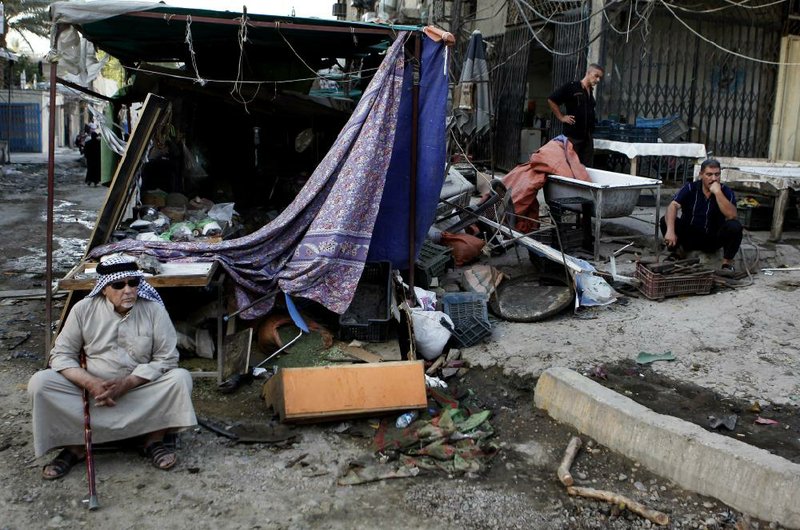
top-left (502, 136), bottom-right (590, 233)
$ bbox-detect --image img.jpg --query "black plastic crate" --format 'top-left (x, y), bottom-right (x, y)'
top-left (415, 240), bottom-right (452, 288)
top-left (594, 123), bottom-right (659, 143)
top-left (737, 206), bottom-right (773, 231)
top-left (338, 261), bottom-right (393, 342)
top-left (534, 225), bottom-right (587, 251)
top-left (442, 292), bottom-right (491, 347)
top-left (541, 197), bottom-right (593, 251)
top-left (658, 117), bottom-right (690, 142)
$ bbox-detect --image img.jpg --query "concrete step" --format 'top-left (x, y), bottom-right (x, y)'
top-left (534, 367), bottom-right (800, 528)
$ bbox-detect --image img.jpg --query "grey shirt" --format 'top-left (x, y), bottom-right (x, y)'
top-left (50, 296), bottom-right (179, 381)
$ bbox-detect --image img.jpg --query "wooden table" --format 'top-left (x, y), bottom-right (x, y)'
top-left (721, 167), bottom-right (800, 241)
top-left (59, 260), bottom-right (228, 382)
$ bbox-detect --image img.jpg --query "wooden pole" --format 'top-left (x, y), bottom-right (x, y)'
top-left (566, 486), bottom-right (669, 526)
top-left (557, 436), bottom-right (582, 486)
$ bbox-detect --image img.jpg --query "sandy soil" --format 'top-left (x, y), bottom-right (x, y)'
top-left (0, 152), bottom-right (797, 529)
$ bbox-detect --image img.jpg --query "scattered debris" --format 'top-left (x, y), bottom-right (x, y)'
top-left (754, 417), bottom-right (779, 426)
top-left (590, 364), bottom-right (608, 380)
top-left (635, 351), bottom-right (676, 365)
top-left (2, 331), bottom-right (30, 350)
top-left (708, 414), bottom-right (738, 431)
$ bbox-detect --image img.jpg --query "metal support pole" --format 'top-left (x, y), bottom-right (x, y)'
top-left (6, 68), bottom-right (11, 163)
top-left (407, 34), bottom-right (421, 293)
top-left (45, 31), bottom-right (61, 356)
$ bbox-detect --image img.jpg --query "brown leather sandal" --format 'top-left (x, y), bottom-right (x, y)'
top-left (42, 448), bottom-right (84, 480)
top-left (144, 441), bottom-right (177, 470)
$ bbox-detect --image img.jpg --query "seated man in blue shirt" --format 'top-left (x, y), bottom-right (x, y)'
top-left (660, 159), bottom-right (743, 273)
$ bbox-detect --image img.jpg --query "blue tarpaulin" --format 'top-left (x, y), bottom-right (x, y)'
top-left (368, 36), bottom-right (449, 268)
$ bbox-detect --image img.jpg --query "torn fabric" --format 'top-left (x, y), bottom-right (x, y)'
top-left (89, 33), bottom-right (409, 319)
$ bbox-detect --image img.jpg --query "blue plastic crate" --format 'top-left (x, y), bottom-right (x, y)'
top-left (442, 292), bottom-right (491, 347)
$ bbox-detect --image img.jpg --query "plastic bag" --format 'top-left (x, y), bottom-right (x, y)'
top-left (167, 222), bottom-right (195, 242)
top-left (208, 203), bottom-right (237, 225)
top-left (411, 309), bottom-right (453, 361)
top-left (413, 287), bottom-right (437, 311)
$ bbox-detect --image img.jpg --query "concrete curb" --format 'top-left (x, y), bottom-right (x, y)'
top-left (534, 367), bottom-right (800, 529)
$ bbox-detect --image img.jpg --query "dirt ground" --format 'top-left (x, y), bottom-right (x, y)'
top-left (0, 152), bottom-right (798, 529)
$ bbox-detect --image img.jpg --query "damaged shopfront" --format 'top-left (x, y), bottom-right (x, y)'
top-left (45, 3), bottom-right (452, 391)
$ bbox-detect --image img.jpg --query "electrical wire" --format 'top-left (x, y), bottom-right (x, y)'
top-left (511, 0), bottom-right (606, 57)
top-left (124, 62), bottom-right (381, 86)
top-left (661, 0), bottom-right (787, 14)
top-left (658, 0), bottom-right (800, 66)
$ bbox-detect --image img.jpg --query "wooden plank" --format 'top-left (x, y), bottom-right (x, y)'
top-left (341, 344), bottom-right (383, 363)
top-left (58, 261), bottom-right (218, 291)
top-left (86, 93), bottom-right (169, 253)
top-left (262, 361), bottom-right (427, 422)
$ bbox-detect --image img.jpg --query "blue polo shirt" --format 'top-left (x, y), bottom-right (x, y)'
top-left (673, 180), bottom-right (735, 235)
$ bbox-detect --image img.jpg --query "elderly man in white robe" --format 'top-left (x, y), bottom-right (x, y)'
top-left (28, 256), bottom-right (196, 479)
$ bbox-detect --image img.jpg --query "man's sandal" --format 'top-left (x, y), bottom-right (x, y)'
top-left (144, 441), bottom-right (177, 470)
top-left (42, 448), bottom-right (84, 480)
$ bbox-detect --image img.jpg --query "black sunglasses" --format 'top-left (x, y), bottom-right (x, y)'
top-left (109, 278), bottom-right (141, 290)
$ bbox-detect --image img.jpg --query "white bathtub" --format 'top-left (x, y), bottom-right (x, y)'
top-left (543, 168), bottom-right (662, 261)
top-left (544, 168), bottom-right (662, 218)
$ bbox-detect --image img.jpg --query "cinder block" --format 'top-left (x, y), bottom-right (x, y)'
top-left (534, 367), bottom-right (800, 529)
top-left (263, 361), bottom-right (427, 422)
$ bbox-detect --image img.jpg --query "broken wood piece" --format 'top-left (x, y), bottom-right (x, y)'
top-left (557, 436), bottom-right (582, 486)
top-left (566, 486), bottom-right (669, 526)
top-left (425, 355), bottom-right (445, 375)
top-left (341, 345), bottom-right (383, 363)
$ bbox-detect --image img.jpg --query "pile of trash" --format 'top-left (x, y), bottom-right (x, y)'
top-left (115, 191), bottom-right (238, 243)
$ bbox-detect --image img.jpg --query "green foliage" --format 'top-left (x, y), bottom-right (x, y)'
top-left (10, 54), bottom-right (41, 86)
top-left (98, 51), bottom-right (126, 87)
top-left (2, 0), bottom-right (51, 50)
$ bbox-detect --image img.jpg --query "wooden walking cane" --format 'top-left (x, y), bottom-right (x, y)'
top-left (79, 350), bottom-right (99, 510)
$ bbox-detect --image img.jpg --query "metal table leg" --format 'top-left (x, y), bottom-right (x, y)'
top-left (593, 189), bottom-right (604, 262)
top-left (654, 186), bottom-right (662, 252)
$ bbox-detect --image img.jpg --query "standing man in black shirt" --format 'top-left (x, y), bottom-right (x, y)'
top-left (547, 64), bottom-right (604, 167)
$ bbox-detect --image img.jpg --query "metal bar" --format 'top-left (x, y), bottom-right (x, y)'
top-left (654, 186), bottom-right (662, 253)
top-left (45, 54), bottom-right (59, 356)
top-left (56, 77), bottom-right (114, 102)
top-left (593, 189), bottom-right (603, 262)
top-left (128, 10), bottom-right (402, 35)
top-left (407, 34), bottom-right (421, 292)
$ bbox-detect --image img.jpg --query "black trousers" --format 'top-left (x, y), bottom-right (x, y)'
top-left (568, 135), bottom-right (594, 167)
top-left (659, 217), bottom-right (743, 260)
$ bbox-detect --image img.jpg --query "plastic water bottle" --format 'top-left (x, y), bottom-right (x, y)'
top-left (395, 411), bottom-right (419, 429)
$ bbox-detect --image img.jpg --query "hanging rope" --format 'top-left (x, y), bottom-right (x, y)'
top-left (230, 11), bottom-right (259, 113)
top-left (184, 15), bottom-right (207, 86)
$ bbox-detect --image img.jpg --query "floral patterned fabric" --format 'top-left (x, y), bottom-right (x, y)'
top-left (90, 33), bottom-right (408, 320)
